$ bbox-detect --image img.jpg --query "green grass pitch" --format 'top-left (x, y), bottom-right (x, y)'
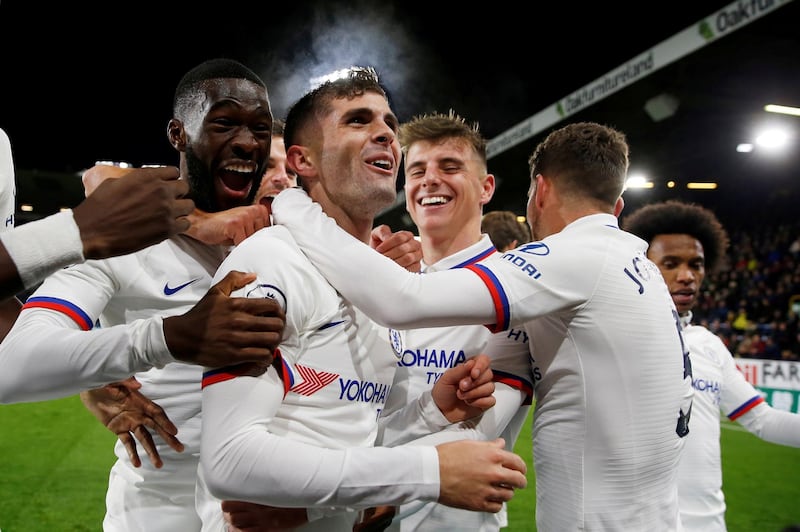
top-left (1, 397), bottom-right (799, 531)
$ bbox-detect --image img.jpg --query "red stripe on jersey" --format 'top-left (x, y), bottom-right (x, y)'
top-left (728, 395), bottom-right (765, 420)
top-left (201, 349), bottom-right (287, 389)
top-left (23, 299), bottom-right (94, 330)
top-left (464, 264), bottom-right (509, 332)
top-left (494, 370), bottom-right (534, 405)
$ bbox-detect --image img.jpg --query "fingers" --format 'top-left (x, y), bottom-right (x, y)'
top-left (457, 382), bottom-right (496, 410)
top-left (214, 270), bottom-right (258, 296)
top-left (132, 424), bottom-right (163, 468)
top-left (100, 384), bottom-right (184, 468)
top-left (118, 376), bottom-right (142, 391)
top-left (118, 431), bottom-right (142, 468)
top-left (82, 164), bottom-right (136, 197)
top-left (491, 438), bottom-right (528, 481)
top-left (436, 438), bottom-right (526, 512)
top-left (371, 228), bottom-right (422, 272)
top-left (466, 353), bottom-right (492, 381)
top-left (369, 224), bottom-right (392, 248)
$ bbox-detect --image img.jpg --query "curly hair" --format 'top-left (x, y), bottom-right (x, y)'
top-left (622, 200), bottom-right (730, 273)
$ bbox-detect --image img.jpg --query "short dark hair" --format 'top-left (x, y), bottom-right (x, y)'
top-left (284, 66), bottom-right (387, 148)
top-left (622, 200), bottom-right (730, 273)
top-left (173, 58), bottom-right (266, 116)
top-left (481, 210), bottom-right (531, 252)
top-left (528, 122), bottom-right (628, 207)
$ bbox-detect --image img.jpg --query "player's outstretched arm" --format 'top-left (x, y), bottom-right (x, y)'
top-left (271, 189), bottom-right (496, 329)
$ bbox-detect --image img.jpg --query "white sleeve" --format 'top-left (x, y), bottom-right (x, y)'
top-left (718, 347), bottom-right (800, 446)
top-left (0, 311), bottom-right (171, 403)
top-left (0, 267), bottom-right (173, 404)
top-left (735, 402), bottom-right (800, 446)
top-left (0, 128), bottom-right (16, 231)
top-left (201, 368), bottom-right (440, 508)
top-left (379, 383), bottom-right (528, 447)
top-left (377, 390), bottom-right (451, 446)
top-left (0, 211), bottom-right (85, 289)
top-left (271, 189), bottom-right (500, 330)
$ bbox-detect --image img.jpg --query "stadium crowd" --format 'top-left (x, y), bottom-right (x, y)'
top-left (689, 221), bottom-right (800, 361)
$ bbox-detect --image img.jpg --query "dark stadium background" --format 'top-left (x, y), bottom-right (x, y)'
top-left (0, 3), bottom-right (799, 530)
top-left (0, 1), bottom-right (797, 230)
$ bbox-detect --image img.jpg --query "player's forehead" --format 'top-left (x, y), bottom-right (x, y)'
top-left (649, 234), bottom-right (704, 260)
top-left (327, 92), bottom-right (395, 123)
top-left (406, 137), bottom-right (477, 167)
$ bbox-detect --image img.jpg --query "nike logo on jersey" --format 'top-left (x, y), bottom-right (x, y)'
top-left (163, 278), bottom-right (200, 295)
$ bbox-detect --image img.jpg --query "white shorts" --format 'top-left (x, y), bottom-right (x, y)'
top-left (103, 457), bottom-right (201, 532)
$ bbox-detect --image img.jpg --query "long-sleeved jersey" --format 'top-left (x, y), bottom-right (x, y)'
top-left (678, 314), bottom-right (800, 531)
top-left (272, 188), bottom-right (694, 531)
top-left (379, 235), bottom-right (532, 532)
top-left (0, 233), bottom-right (229, 531)
top-left (198, 225), bottom-right (448, 532)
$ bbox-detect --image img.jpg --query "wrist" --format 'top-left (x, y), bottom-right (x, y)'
top-left (0, 210), bottom-right (84, 289)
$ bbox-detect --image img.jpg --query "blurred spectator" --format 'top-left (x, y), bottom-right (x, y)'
top-left (481, 210), bottom-right (531, 251)
top-left (690, 219), bottom-right (800, 360)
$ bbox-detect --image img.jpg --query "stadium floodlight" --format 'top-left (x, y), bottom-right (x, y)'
top-left (625, 174), bottom-right (653, 189)
top-left (755, 126), bottom-right (791, 151)
top-left (764, 104), bottom-right (800, 117)
top-left (686, 182), bottom-right (718, 190)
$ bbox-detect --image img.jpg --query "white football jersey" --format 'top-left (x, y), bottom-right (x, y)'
top-left (678, 315), bottom-right (764, 532)
top-left (4, 234), bottom-right (229, 531)
top-left (380, 235), bottom-right (533, 532)
top-left (272, 189), bottom-right (694, 531)
top-left (198, 226), bottom-right (441, 532)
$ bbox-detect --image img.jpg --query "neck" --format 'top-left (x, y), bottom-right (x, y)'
top-left (421, 230), bottom-right (482, 265)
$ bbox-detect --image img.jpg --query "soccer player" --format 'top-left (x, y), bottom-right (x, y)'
top-left (359, 110), bottom-right (532, 532)
top-left (253, 118), bottom-right (297, 204)
top-left (197, 67), bottom-right (527, 531)
top-left (622, 199), bottom-right (800, 531)
top-left (270, 121), bottom-right (694, 530)
top-left (0, 58), bottom-right (285, 531)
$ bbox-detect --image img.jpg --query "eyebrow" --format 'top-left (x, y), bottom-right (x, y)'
top-left (343, 106), bottom-right (398, 129)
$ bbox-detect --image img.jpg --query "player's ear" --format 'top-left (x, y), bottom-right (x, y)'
top-left (479, 173), bottom-right (496, 206)
top-left (614, 196), bottom-right (625, 217)
top-left (534, 174), bottom-right (548, 208)
top-left (286, 145), bottom-right (317, 179)
top-left (167, 119), bottom-right (187, 152)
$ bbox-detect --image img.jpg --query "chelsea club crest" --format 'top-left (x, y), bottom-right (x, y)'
top-left (388, 328), bottom-right (403, 359)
